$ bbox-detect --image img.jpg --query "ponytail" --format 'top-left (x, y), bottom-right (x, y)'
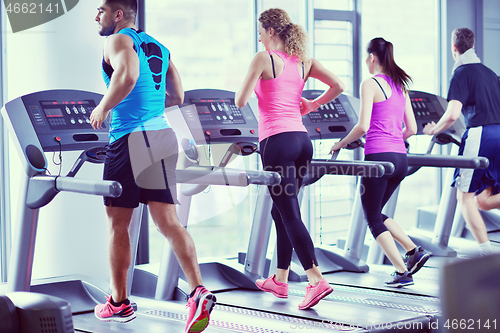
top-left (367, 38), bottom-right (412, 92)
top-left (282, 23), bottom-right (308, 61)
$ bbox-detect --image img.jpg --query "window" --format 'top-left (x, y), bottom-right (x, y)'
top-left (145, 1), bottom-right (257, 262)
top-left (307, 0), bottom-right (440, 247)
top-left (262, 0), bottom-right (303, 23)
top-left (145, 0), bottom-right (253, 92)
top-left (313, 19), bottom-right (353, 95)
top-left (304, 3), bottom-right (359, 247)
top-left (314, 0), bottom-right (353, 11)
top-left (360, 0), bottom-right (439, 94)
top-left (361, 0), bottom-right (440, 231)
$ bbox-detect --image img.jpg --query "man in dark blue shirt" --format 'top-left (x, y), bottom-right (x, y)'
top-left (424, 28), bottom-right (500, 255)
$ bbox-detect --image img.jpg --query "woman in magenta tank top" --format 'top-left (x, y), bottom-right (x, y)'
top-left (330, 38), bottom-right (430, 288)
top-left (235, 8), bottom-right (345, 309)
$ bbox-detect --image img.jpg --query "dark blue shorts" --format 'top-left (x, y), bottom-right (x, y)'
top-left (453, 124), bottom-right (500, 195)
top-left (103, 128), bottom-right (179, 208)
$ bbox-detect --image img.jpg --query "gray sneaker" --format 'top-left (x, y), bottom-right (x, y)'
top-left (405, 246), bottom-right (430, 275)
top-left (384, 271), bottom-right (414, 288)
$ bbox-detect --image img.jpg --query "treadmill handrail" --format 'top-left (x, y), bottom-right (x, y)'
top-left (55, 177), bottom-right (122, 197)
top-left (176, 166), bottom-right (280, 187)
top-left (407, 154), bottom-right (489, 169)
top-left (26, 175), bottom-right (122, 209)
top-left (309, 160), bottom-right (388, 177)
top-left (301, 159), bottom-right (392, 187)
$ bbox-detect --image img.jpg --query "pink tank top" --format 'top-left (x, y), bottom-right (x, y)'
top-left (254, 50), bottom-right (307, 142)
top-left (364, 74), bottom-right (407, 155)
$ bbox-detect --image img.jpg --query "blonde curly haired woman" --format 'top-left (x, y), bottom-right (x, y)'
top-left (236, 8), bottom-right (344, 310)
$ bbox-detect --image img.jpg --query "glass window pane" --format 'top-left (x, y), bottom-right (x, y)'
top-left (315, 45), bottom-right (351, 61)
top-left (318, 60), bottom-right (351, 77)
top-left (262, 0), bottom-right (302, 23)
top-left (314, 0), bottom-right (353, 11)
top-left (310, 13), bottom-right (355, 242)
top-left (145, 0), bottom-right (255, 262)
top-left (314, 20), bottom-right (352, 30)
top-left (145, 0), bottom-right (252, 92)
top-left (361, 0), bottom-right (438, 94)
top-left (314, 29), bottom-right (351, 45)
top-left (361, 0), bottom-right (439, 232)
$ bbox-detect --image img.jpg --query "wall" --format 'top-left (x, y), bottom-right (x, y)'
top-left (442, 0), bottom-right (499, 91)
top-left (483, 0), bottom-right (500, 74)
top-left (441, 0), bottom-right (478, 95)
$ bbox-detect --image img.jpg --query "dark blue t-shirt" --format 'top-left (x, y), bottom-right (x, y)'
top-left (102, 28), bottom-right (171, 142)
top-left (447, 63), bottom-right (500, 128)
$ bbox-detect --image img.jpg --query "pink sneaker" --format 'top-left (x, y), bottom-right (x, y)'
top-left (94, 296), bottom-right (136, 322)
top-left (255, 274), bottom-right (288, 298)
top-left (298, 278), bottom-right (333, 310)
top-left (185, 285), bottom-right (216, 333)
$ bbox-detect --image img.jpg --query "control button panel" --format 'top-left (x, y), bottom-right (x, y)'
top-left (35, 100), bottom-right (102, 130)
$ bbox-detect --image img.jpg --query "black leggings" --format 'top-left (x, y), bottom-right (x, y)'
top-left (360, 152), bottom-right (408, 238)
top-left (260, 131), bottom-right (318, 271)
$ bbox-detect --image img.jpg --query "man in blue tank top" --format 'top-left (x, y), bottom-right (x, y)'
top-left (90, 1), bottom-right (215, 331)
top-left (423, 28), bottom-right (500, 255)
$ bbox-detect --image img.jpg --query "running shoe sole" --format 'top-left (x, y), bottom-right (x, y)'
top-left (409, 253), bottom-right (431, 275)
top-left (298, 286), bottom-right (333, 310)
top-left (255, 282), bottom-right (288, 298)
top-left (385, 281), bottom-right (414, 288)
top-left (185, 293), bottom-right (217, 333)
top-left (94, 310), bottom-right (136, 323)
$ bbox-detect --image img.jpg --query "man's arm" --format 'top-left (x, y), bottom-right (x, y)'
top-left (165, 59), bottom-right (183, 107)
top-left (90, 34), bottom-right (139, 130)
top-left (422, 99), bottom-right (462, 135)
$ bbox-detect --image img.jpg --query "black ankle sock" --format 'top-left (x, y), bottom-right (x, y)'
top-left (407, 247), bottom-right (417, 256)
top-left (189, 285), bottom-right (205, 298)
top-left (110, 297), bottom-right (130, 307)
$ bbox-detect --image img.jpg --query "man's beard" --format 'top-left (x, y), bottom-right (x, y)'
top-left (99, 22), bottom-right (116, 36)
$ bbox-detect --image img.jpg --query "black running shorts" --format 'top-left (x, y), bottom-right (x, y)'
top-left (103, 128), bottom-right (179, 208)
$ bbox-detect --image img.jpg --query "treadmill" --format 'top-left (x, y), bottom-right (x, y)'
top-left (207, 90), bottom-right (436, 332)
top-left (321, 91), bottom-right (488, 303)
top-left (241, 90), bottom-right (396, 283)
top-left (2, 89), bottom-right (340, 333)
top-left (0, 90), bottom-right (120, 309)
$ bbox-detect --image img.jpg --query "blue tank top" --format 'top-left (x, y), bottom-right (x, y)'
top-left (101, 28), bottom-right (171, 143)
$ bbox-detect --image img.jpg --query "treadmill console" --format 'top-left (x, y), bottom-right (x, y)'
top-left (187, 98), bottom-right (247, 126)
top-left (181, 89), bottom-right (259, 144)
top-left (301, 90), bottom-right (359, 140)
top-left (3, 89), bottom-right (109, 152)
top-left (38, 100), bottom-right (97, 130)
top-left (409, 91), bottom-right (465, 136)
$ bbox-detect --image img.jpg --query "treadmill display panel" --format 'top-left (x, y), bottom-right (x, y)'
top-left (38, 99), bottom-right (99, 130)
top-left (189, 98), bottom-right (246, 126)
top-left (410, 96), bottom-right (440, 121)
top-left (306, 99), bottom-right (350, 123)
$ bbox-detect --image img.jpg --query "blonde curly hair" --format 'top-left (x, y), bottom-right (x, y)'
top-left (259, 8), bottom-right (308, 61)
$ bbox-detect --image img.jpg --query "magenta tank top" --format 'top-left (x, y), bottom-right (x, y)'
top-left (254, 50), bottom-right (307, 142)
top-left (364, 74), bottom-right (407, 155)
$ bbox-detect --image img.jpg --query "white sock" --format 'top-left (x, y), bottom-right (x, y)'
top-left (479, 241), bottom-right (493, 255)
